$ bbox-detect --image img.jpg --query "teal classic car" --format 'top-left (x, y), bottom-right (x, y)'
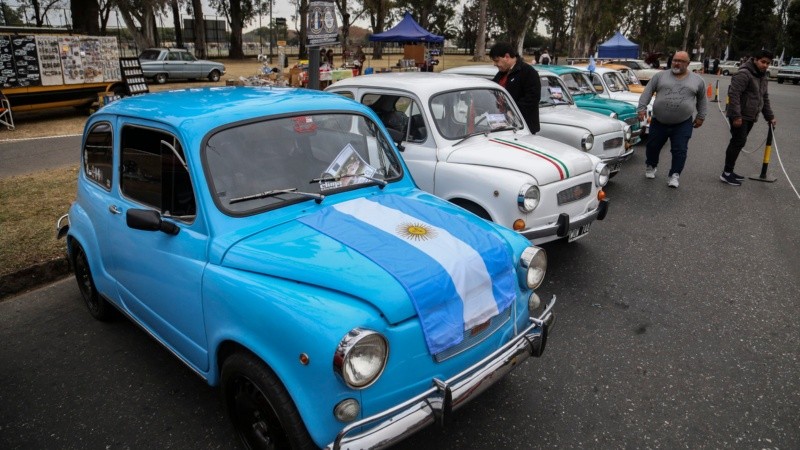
top-left (542, 64), bottom-right (647, 138)
top-left (57, 87), bottom-right (555, 449)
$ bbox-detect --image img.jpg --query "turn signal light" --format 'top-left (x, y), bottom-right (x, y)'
top-left (597, 189), bottom-right (606, 201)
top-left (513, 219), bottom-right (526, 231)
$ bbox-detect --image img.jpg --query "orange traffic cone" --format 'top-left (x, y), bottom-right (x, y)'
top-left (706, 83), bottom-right (713, 99)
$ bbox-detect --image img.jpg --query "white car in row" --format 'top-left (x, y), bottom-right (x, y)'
top-left (327, 73), bottom-right (610, 244)
top-left (441, 64), bottom-right (634, 175)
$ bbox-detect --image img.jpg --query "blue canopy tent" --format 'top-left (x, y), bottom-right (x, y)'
top-left (369, 12), bottom-right (444, 71)
top-left (369, 12), bottom-right (444, 43)
top-left (597, 32), bottom-right (639, 59)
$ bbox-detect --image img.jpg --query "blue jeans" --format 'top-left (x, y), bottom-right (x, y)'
top-left (645, 117), bottom-right (694, 176)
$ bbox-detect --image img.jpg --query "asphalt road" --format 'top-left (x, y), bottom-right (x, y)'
top-left (0, 135), bottom-right (81, 178)
top-left (1, 75), bottom-right (799, 449)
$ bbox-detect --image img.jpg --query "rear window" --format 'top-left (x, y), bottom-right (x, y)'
top-left (139, 50), bottom-right (161, 61)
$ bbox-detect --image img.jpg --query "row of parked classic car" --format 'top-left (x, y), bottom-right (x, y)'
top-left (58, 60), bottom-right (653, 449)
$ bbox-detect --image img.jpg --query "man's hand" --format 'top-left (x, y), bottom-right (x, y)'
top-left (693, 117), bottom-right (704, 128)
top-left (637, 110), bottom-right (647, 121)
top-left (769, 118), bottom-right (777, 129)
top-left (731, 117), bottom-right (743, 128)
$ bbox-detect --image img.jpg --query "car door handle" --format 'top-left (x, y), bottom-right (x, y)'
top-left (108, 205), bottom-right (121, 215)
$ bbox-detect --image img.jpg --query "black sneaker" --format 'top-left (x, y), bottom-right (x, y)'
top-left (731, 171), bottom-right (745, 181)
top-left (720, 172), bottom-right (742, 186)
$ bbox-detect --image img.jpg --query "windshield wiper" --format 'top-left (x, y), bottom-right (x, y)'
top-left (454, 130), bottom-right (490, 146)
top-left (229, 188), bottom-right (325, 204)
top-left (310, 173), bottom-right (388, 188)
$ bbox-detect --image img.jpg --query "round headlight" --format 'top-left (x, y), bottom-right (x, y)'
top-left (609, 112), bottom-right (618, 119)
top-left (623, 125), bottom-right (632, 141)
top-left (517, 184), bottom-right (540, 213)
top-left (595, 163), bottom-right (610, 187)
top-left (334, 329), bottom-right (388, 389)
top-left (581, 133), bottom-right (594, 151)
top-left (519, 246), bottom-right (547, 289)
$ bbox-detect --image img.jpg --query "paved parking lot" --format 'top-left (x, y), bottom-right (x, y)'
top-left (1, 76), bottom-right (798, 449)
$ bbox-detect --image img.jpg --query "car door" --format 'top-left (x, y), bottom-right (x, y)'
top-left (360, 92), bottom-right (437, 193)
top-left (181, 51), bottom-right (202, 78)
top-left (105, 121), bottom-right (209, 371)
top-left (165, 50), bottom-right (186, 78)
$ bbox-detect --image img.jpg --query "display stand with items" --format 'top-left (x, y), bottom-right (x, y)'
top-left (119, 57), bottom-right (149, 96)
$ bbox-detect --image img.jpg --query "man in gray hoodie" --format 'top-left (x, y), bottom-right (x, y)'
top-left (638, 50), bottom-right (707, 188)
top-left (721, 49), bottom-right (777, 186)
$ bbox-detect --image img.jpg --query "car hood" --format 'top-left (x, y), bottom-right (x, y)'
top-left (221, 197), bottom-right (516, 325)
top-left (540, 105), bottom-right (623, 134)
top-left (610, 91), bottom-right (642, 104)
top-left (445, 133), bottom-right (594, 184)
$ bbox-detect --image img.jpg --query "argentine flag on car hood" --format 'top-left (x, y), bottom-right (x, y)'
top-left (299, 195), bottom-right (516, 354)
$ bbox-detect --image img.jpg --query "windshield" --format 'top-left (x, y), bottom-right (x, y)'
top-left (560, 72), bottom-right (596, 96)
top-left (429, 88), bottom-right (524, 140)
top-left (603, 72), bottom-right (630, 92)
top-left (205, 113), bottom-right (404, 215)
top-left (619, 68), bottom-right (640, 85)
top-left (540, 76), bottom-right (573, 106)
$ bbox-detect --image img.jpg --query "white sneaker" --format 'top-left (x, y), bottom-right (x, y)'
top-left (668, 173), bottom-right (680, 188)
top-left (645, 165), bottom-right (657, 179)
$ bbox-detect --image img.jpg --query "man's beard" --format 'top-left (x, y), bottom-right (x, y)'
top-left (671, 67), bottom-right (684, 75)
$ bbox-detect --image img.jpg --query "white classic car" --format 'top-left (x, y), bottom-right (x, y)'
top-left (326, 73), bottom-right (610, 244)
top-left (607, 59), bottom-right (661, 84)
top-left (568, 66), bottom-right (653, 131)
top-left (441, 64), bottom-right (634, 175)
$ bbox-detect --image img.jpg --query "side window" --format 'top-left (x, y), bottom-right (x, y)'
top-left (168, 51), bottom-right (181, 61)
top-left (591, 73), bottom-right (604, 93)
top-left (83, 122), bottom-right (113, 190)
top-left (120, 126), bottom-right (196, 220)
top-left (332, 91), bottom-right (354, 100)
top-left (362, 94), bottom-right (409, 138)
top-left (407, 101), bottom-right (427, 142)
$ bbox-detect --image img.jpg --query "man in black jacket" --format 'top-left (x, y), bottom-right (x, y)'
top-left (721, 49), bottom-right (777, 186)
top-left (489, 42), bottom-right (541, 134)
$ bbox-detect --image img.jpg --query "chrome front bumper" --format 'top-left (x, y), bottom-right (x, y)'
top-left (522, 199), bottom-right (608, 240)
top-left (602, 147), bottom-right (635, 172)
top-left (327, 295), bottom-right (556, 450)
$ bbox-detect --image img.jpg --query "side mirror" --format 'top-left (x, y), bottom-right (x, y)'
top-left (126, 209), bottom-right (180, 235)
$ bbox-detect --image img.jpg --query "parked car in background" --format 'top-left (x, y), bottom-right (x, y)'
top-left (441, 64), bottom-right (634, 174)
top-left (545, 65), bottom-right (650, 136)
top-left (139, 48), bottom-right (226, 84)
top-left (327, 72), bottom-right (611, 244)
top-left (719, 60), bottom-right (741, 76)
top-left (777, 58), bottom-right (800, 84)
top-left (576, 62), bottom-right (645, 93)
top-left (607, 59), bottom-right (661, 84)
top-left (57, 86), bottom-right (556, 449)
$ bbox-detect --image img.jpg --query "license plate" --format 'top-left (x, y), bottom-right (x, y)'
top-left (608, 162), bottom-right (622, 172)
top-left (567, 223), bottom-right (591, 242)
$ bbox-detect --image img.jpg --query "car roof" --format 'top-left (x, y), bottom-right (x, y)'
top-left (97, 86), bottom-right (364, 134)
top-left (330, 72), bottom-right (502, 96)
top-left (440, 64), bottom-right (558, 78)
top-left (574, 62), bottom-right (629, 71)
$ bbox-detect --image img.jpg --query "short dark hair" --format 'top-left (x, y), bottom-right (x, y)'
top-left (753, 49), bottom-right (774, 61)
top-left (489, 42), bottom-right (517, 59)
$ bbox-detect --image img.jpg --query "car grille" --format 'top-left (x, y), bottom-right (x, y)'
top-left (603, 137), bottom-right (623, 150)
top-left (434, 307), bottom-right (512, 362)
top-left (557, 182), bottom-right (592, 205)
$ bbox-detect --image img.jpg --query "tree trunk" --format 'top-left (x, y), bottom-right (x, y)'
top-left (192, 0), bottom-right (207, 58)
top-left (229, 0), bottom-right (245, 58)
top-left (70, 0), bottom-right (100, 35)
top-left (473, 0), bottom-right (488, 62)
top-left (172, 0), bottom-right (184, 48)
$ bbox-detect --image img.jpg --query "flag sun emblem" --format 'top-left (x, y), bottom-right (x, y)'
top-left (397, 222), bottom-right (438, 241)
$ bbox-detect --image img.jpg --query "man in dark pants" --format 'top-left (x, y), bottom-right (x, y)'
top-left (721, 49), bottom-right (777, 186)
top-left (637, 51), bottom-right (707, 189)
top-left (489, 42), bottom-right (541, 134)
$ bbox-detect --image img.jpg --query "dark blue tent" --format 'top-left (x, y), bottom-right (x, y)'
top-left (369, 12), bottom-right (444, 43)
top-left (597, 32), bottom-right (639, 59)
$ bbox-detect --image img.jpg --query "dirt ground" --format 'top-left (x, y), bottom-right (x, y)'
top-left (1, 54), bottom-right (486, 141)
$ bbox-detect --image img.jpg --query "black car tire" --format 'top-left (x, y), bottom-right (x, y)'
top-left (71, 242), bottom-right (114, 321)
top-left (208, 70), bottom-right (221, 82)
top-left (793, 80), bottom-right (799, 85)
top-left (722, 70), bottom-right (730, 76)
top-left (221, 352), bottom-right (316, 450)
top-left (155, 73), bottom-right (168, 84)
top-left (777, 78), bottom-right (784, 84)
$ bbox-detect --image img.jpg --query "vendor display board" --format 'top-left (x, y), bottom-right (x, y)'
top-left (59, 36), bottom-right (84, 85)
top-left (100, 37), bottom-right (121, 82)
top-left (10, 35), bottom-right (42, 87)
top-left (36, 36), bottom-right (64, 86)
top-left (80, 37), bottom-right (104, 83)
top-left (0, 36), bottom-right (17, 87)
top-left (119, 57), bottom-right (149, 95)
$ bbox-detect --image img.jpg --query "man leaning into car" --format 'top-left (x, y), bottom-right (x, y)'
top-left (490, 42), bottom-right (541, 134)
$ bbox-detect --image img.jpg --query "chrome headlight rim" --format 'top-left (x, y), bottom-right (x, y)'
top-left (519, 246), bottom-right (547, 290)
top-left (581, 132), bottom-right (594, 151)
top-left (334, 328), bottom-right (389, 389)
top-left (623, 125), bottom-right (632, 141)
top-left (517, 183), bottom-right (540, 213)
top-left (595, 163), bottom-right (610, 187)
top-left (609, 112), bottom-right (618, 119)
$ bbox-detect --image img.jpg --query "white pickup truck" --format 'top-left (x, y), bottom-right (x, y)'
top-left (776, 58), bottom-right (800, 84)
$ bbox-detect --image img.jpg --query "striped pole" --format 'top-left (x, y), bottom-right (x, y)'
top-left (710, 80), bottom-right (719, 102)
top-left (749, 125), bottom-right (777, 182)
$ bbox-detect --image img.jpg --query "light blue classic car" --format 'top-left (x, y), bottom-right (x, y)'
top-left (58, 87), bottom-right (555, 449)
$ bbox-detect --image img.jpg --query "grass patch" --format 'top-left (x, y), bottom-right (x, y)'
top-left (0, 165), bottom-right (78, 276)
